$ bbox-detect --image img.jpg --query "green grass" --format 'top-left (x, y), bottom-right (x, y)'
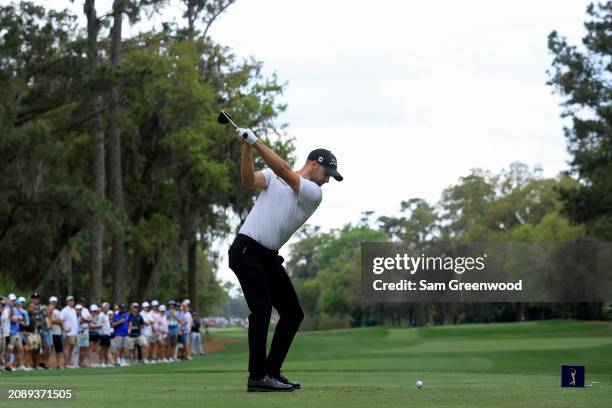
top-left (1, 320), bottom-right (611, 407)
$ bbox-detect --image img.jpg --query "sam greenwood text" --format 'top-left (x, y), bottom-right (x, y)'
top-left (372, 280), bottom-right (523, 291)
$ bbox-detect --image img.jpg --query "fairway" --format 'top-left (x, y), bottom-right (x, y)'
top-left (1, 320), bottom-right (611, 408)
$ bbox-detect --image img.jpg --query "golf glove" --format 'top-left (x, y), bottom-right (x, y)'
top-left (237, 128), bottom-right (258, 145)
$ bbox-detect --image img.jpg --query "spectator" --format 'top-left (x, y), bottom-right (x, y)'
top-left (60, 295), bottom-right (78, 369)
top-left (48, 296), bottom-right (64, 369)
top-left (0, 296), bottom-right (7, 372)
top-left (157, 304), bottom-right (169, 362)
top-left (9, 296), bottom-right (28, 371)
top-left (127, 303), bottom-right (148, 365)
top-left (31, 292), bottom-right (50, 370)
top-left (74, 304), bottom-right (84, 366)
top-left (88, 304), bottom-right (102, 367)
top-left (148, 300), bottom-right (161, 363)
top-left (166, 301), bottom-right (180, 362)
top-left (140, 301), bottom-right (156, 363)
top-left (25, 299), bottom-right (41, 370)
top-left (112, 304), bottom-right (130, 366)
top-left (179, 301), bottom-right (192, 360)
top-left (1, 295), bottom-right (13, 372)
top-left (98, 303), bottom-right (112, 367)
top-left (107, 310), bottom-right (116, 365)
top-left (75, 297), bottom-right (91, 367)
top-left (190, 312), bottom-right (205, 356)
top-left (16, 297), bottom-right (31, 369)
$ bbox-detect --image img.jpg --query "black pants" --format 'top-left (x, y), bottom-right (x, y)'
top-left (228, 234), bottom-right (304, 379)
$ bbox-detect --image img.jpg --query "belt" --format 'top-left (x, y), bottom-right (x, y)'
top-left (236, 233), bottom-right (279, 258)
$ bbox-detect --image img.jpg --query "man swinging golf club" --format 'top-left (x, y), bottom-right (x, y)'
top-left (225, 116), bottom-right (343, 392)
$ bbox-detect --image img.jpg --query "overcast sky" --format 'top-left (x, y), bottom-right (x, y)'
top-left (46, 0), bottom-right (590, 288)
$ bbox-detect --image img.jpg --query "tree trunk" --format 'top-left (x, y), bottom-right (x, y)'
top-left (134, 251), bottom-right (159, 301)
top-left (85, 0), bottom-right (105, 304)
top-left (188, 238), bottom-right (198, 313)
top-left (110, 0), bottom-right (127, 304)
top-left (62, 245), bottom-right (73, 296)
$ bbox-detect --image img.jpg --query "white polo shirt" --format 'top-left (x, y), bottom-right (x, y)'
top-left (79, 307), bottom-right (91, 332)
top-left (1, 305), bottom-right (10, 336)
top-left (140, 310), bottom-right (153, 337)
top-left (99, 312), bottom-right (111, 336)
top-left (61, 306), bottom-right (78, 336)
top-left (239, 168), bottom-right (322, 250)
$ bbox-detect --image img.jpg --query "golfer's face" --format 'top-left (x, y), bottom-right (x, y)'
top-left (314, 164), bottom-right (330, 186)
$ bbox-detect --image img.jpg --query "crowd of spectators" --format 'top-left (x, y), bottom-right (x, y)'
top-left (0, 292), bottom-right (206, 372)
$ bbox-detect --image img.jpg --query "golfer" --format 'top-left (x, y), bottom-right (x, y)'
top-left (228, 128), bottom-right (342, 392)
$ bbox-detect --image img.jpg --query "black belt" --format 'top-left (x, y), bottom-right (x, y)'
top-left (236, 233), bottom-right (279, 258)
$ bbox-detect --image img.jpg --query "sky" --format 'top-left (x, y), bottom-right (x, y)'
top-left (45, 0), bottom-right (591, 288)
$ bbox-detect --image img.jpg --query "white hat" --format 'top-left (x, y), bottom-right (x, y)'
top-left (151, 300), bottom-right (159, 306)
top-left (75, 304), bottom-right (83, 310)
top-left (107, 310), bottom-right (113, 315)
top-left (159, 305), bottom-right (166, 312)
top-left (142, 301), bottom-right (150, 308)
top-left (8, 293), bottom-right (16, 301)
top-left (18, 296), bottom-right (26, 303)
top-left (90, 304), bottom-right (98, 311)
top-left (101, 302), bottom-right (110, 308)
top-left (49, 296), bottom-right (58, 303)
top-left (183, 299), bottom-right (191, 305)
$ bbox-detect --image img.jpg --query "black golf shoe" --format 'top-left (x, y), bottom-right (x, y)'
top-left (270, 373), bottom-right (301, 389)
top-left (247, 374), bottom-right (295, 392)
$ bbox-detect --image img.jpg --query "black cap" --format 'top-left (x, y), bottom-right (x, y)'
top-left (31, 292), bottom-right (40, 299)
top-left (119, 303), bottom-right (126, 309)
top-left (307, 149), bottom-right (343, 181)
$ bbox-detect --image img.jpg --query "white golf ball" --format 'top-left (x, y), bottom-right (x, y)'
top-left (416, 380), bottom-right (423, 388)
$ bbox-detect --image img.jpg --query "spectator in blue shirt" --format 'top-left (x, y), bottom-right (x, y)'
top-left (9, 299), bottom-right (28, 370)
top-left (111, 304), bottom-right (130, 366)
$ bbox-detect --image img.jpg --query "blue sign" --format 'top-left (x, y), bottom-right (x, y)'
top-left (561, 365), bottom-right (585, 387)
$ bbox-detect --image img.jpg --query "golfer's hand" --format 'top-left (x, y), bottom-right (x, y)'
top-left (235, 132), bottom-right (248, 146)
top-left (236, 128), bottom-right (257, 145)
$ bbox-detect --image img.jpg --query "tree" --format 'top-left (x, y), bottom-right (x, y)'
top-left (378, 198), bottom-right (438, 244)
top-left (83, 0), bottom-right (106, 304)
top-left (547, 2), bottom-right (612, 240)
top-left (0, 1), bottom-right (95, 292)
top-left (107, 0), bottom-right (166, 303)
top-left (179, 0), bottom-right (236, 41)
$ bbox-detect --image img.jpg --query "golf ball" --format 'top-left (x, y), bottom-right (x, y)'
top-left (416, 380), bottom-right (423, 388)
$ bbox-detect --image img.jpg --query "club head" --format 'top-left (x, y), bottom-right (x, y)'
top-left (218, 111), bottom-right (232, 125)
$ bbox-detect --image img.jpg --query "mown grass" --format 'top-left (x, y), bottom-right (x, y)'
top-left (1, 320), bottom-right (610, 407)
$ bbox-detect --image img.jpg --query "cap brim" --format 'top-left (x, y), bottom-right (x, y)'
top-left (325, 167), bottom-right (343, 181)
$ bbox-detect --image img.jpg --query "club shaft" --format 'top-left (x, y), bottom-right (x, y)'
top-left (227, 117), bottom-right (239, 129)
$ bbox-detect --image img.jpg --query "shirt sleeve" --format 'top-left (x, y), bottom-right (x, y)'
top-left (298, 177), bottom-right (322, 210)
top-left (261, 168), bottom-right (274, 188)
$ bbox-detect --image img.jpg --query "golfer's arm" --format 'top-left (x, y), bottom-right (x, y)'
top-left (240, 146), bottom-right (266, 189)
top-left (252, 140), bottom-right (300, 193)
